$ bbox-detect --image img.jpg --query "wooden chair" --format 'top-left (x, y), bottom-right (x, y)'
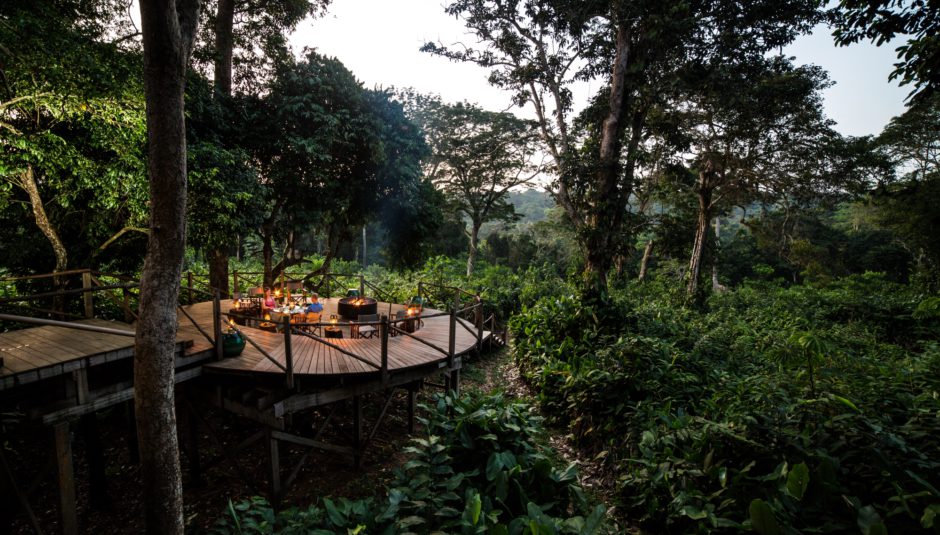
top-left (353, 313), bottom-right (379, 339)
top-left (303, 312), bottom-right (321, 336)
top-left (390, 310), bottom-right (407, 337)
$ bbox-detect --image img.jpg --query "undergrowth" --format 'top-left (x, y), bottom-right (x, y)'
top-left (512, 272), bottom-right (940, 534)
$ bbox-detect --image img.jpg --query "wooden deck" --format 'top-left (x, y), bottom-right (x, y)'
top-left (0, 297), bottom-right (486, 390)
top-left (200, 298), bottom-right (488, 378)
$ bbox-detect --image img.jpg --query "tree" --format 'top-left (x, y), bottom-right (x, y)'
top-left (193, 0), bottom-right (330, 297)
top-left (833, 0), bottom-right (940, 102)
top-left (0, 0), bottom-right (149, 280)
top-left (406, 94), bottom-right (542, 276)
top-left (248, 53), bottom-right (426, 286)
top-left (870, 95), bottom-right (940, 289)
top-left (656, 59), bottom-right (837, 296)
top-left (425, 0), bottom-right (823, 291)
top-left (136, 0), bottom-right (199, 533)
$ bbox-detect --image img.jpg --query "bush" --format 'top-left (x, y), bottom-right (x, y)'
top-left (202, 392), bottom-right (607, 534)
top-left (511, 275), bottom-right (940, 533)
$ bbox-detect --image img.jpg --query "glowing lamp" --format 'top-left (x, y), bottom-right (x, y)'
top-left (264, 313), bottom-right (271, 321)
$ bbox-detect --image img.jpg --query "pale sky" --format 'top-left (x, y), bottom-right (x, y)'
top-left (289, 0), bottom-right (910, 138)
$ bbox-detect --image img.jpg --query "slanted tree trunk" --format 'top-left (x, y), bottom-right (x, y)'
top-left (136, 1), bottom-right (199, 533)
top-left (466, 219), bottom-right (482, 278)
top-left (19, 164), bottom-right (69, 311)
top-left (687, 176), bottom-right (714, 297)
top-left (638, 239), bottom-right (654, 281)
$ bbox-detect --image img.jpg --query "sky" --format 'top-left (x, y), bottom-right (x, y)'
top-left (288, 0), bottom-right (911, 138)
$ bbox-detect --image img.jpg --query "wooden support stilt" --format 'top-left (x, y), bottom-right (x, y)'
top-left (268, 429), bottom-right (281, 506)
top-left (450, 369), bottom-right (461, 397)
top-left (352, 396), bottom-right (363, 468)
top-left (53, 422), bottom-right (77, 535)
top-left (184, 401), bottom-right (203, 486)
top-left (407, 385), bottom-right (418, 434)
top-left (126, 401), bottom-right (139, 464)
top-left (80, 414), bottom-right (109, 510)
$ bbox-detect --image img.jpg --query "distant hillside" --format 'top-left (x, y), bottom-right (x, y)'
top-left (508, 188), bottom-right (555, 224)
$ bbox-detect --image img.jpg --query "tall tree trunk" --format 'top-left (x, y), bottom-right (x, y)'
top-left (638, 239), bottom-right (654, 281)
top-left (208, 248), bottom-right (229, 298)
top-left (262, 227), bottom-right (274, 288)
top-left (687, 181), bottom-right (713, 297)
top-left (19, 164), bottom-right (69, 311)
top-left (207, 0), bottom-right (235, 297)
top-left (711, 216), bottom-right (726, 293)
top-left (466, 220), bottom-right (481, 278)
top-left (136, 1), bottom-right (199, 534)
top-left (582, 23), bottom-right (633, 290)
top-left (213, 0), bottom-right (235, 95)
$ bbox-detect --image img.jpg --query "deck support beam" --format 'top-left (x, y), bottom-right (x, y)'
top-left (54, 421), bottom-right (77, 535)
top-left (80, 414), bottom-right (109, 510)
top-left (352, 396), bottom-right (363, 468)
top-left (268, 429), bottom-right (281, 506)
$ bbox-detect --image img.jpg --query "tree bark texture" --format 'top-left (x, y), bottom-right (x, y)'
top-left (20, 164), bottom-right (69, 311)
top-left (638, 239), bottom-right (654, 281)
top-left (687, 175), bottom-right (714, 297)
top-left (208, 0), bottom-right (236, 296)
top-left (213, 0), bottom-right (235, 95)
top-left (466, 220), bottom-right (481, 278)
top-left (582, 22), bottom-right (635, 290)
top-left (208, 247), bottom-right (229, 298)
top-left (20, 164), bottom-right (68, 275)
top-left (136, 1), bottom-right (199, 534)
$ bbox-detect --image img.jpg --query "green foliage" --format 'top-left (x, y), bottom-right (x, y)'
top-left (203, 393), bottom-right (607, 534)
top-left (512, 274), bottom-right (940, 533)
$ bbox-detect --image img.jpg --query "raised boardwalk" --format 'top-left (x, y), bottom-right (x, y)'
top-left (201, 298), bottom-right (486, 378)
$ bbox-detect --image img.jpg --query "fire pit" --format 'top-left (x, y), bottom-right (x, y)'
top-left (337, 296), bottom-right (377, 320)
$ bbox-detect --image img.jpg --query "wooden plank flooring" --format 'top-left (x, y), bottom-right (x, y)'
top-left (0, 297), bottom-right (490, 390)
top-left (199, 298), bottom-right (489, 378)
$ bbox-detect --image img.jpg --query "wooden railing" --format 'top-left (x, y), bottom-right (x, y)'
top-left (1, 268), bottom-right (505, 390)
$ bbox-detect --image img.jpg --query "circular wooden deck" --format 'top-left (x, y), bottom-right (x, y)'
top-left (186, 299), bottom-right (488, 379)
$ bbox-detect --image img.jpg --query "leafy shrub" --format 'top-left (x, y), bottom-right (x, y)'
top-left (203, 392), bottom-right (606, 535)
top-left (512, 274), bottom-right (940, 533)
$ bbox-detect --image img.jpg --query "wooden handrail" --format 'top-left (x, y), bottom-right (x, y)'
top-left (177, 305), bottom-right (215, 346)
top-left (0, 268), bottom-right (91, 282)
top-left (0, 282), bottom-right (138, 304)
top-left (0, 313), bottom-right (135, 336)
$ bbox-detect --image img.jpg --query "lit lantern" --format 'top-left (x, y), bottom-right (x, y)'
top-left (264, 313), bottom-right (271, 321)
top-left (233, 299), bottom-right (240, 310)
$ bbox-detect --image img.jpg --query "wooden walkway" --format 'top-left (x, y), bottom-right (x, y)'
top-left (200, 298), bottom-right (488, 378)
top-left (0, 298), bottom-right (486, 390)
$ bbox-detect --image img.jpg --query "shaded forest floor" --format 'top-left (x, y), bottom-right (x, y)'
top-left (5, 342), bottom-right (619, 534)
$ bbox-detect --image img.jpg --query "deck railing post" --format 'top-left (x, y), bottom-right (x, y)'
top-left (280, 271), bottom-right (285, 294)
top-left (187, 271), bottom-right (194, 305)
top-left (380, 314), bottom-right (389, 386)
top-left (212, 290), bottom-right (223, 361)
top-left (448, 308), bottom-right (456, 372)
top-left (81, 271), bottom-right (94, 319)
top-left (283, 317), bottom-right (294, 390)
top-left (233, 270), bottom-right (240, 295)
top-left (359, 274), bottom-right (365, 299)
top-left (417, 281), bottom-right (423, 305)
top-left (475, 296), bottom-right (483, 354)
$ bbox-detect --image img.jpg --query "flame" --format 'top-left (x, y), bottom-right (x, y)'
top-left (407, 308), bottom-right (415, 316)
top-left (233, 300), bottom-right (240, 309)
top-left (330, 316), bottom-right (337, 324)
top-left (264, 313), bottom-right (271, 321)
top-left (275, 289), bottom-right (282, 298)
top-left (228, 319), bottom-right (235, 327)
